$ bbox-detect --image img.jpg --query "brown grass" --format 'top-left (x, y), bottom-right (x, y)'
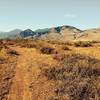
top-left (0, 45), bottom-right (17, 100)
top-left (0, 39), bottom-right (100, 100)
top-left (42, 53), bottom-right (100, 100)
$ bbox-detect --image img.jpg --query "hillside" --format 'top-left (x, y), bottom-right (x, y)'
top-left (77, 28), bottom-right (100, 41)
top-left (17, 25), bottom-right (81, 41)
top-left (38, 26), bottom-right (81, 41)
top-left (18, 26), bottom-right (100, 41)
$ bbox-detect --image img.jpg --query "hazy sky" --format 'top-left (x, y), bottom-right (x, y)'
top-left (0, 0), bottom-right (100, 31)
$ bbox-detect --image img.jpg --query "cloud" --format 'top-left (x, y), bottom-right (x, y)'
top-left (64, 14), bottom-right (77, 18)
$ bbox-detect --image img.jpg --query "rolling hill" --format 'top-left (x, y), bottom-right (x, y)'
top-left (77, 28), bottom-right (100, 41)
top-left (0, 26), bottom-right (100, 41)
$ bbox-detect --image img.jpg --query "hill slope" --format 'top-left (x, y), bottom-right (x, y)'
top-left (77, 28), bottom-right (100, 41)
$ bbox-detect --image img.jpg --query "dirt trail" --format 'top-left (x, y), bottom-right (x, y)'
top-left (7, 47), bottom-right (56, 100)
top-left (7, 48), bottom-right (34, 100)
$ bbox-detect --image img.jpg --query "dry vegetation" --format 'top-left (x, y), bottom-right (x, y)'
top-left (42, 53), bottom-right (100, 100)
top-left (0, 39), bottom-right (100, 100)
top-left (74, 41), bottom-right (93, 47)
top-left (0, 41), bottom-right (18, 100)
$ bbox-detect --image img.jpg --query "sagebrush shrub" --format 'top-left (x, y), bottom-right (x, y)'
top-left (42, 53), bottom-right (100, 100)
top-left (40, 47), bottom-right (55, 54)
top-left (74, 41), bottom-right (92, 47)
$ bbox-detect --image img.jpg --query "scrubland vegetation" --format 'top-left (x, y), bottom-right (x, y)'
top-left (0, 39), bottom-right (100, 100)
top-left (42, 54), bottom-right (100, 100)
top-left (0, 41), bottom-right (17, 100)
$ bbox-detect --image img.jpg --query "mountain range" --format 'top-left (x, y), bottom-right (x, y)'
top-left (0, 29), bottom-right (22, 39)
top-left (0, 25), bottom-right (100, 41)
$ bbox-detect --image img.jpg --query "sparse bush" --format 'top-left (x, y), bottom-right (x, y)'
top-left (66, 41), bottom-right (74, 46)
top-left (53, 54), bottom-right (67, 61)
top-left (40, 47), bottom-right (55, 54)
top-left (0, 48), bottom-right (16, 99)
top-left (91, 40), bottom-right (99, 43)
top-left (74, 41), bottom-right (92, 47)
top-left (17, 39), bottom-right (47, 49)
top-left (62, 46), bottom-right (71, 51)
top-left (6, 48), bottom-right (19, 56)
top-left (0, 56), bottom-right (6, 64)
top-left (22, 43), bottom-right (37, 48)
top-left (42, 53), bottom-right (100, 100)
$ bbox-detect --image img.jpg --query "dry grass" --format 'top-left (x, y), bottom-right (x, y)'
top-left (41, 53), bottom-right (100, 100)
top-left (0, 39), bottom-right (100, 100)
top-left (0, 48), bottom-right (17, 99)
top-left (0, 41), bottom-right (18, 99)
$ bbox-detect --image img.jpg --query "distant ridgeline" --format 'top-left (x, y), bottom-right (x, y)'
top-left (0, 25), bottom-right (100, 41)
